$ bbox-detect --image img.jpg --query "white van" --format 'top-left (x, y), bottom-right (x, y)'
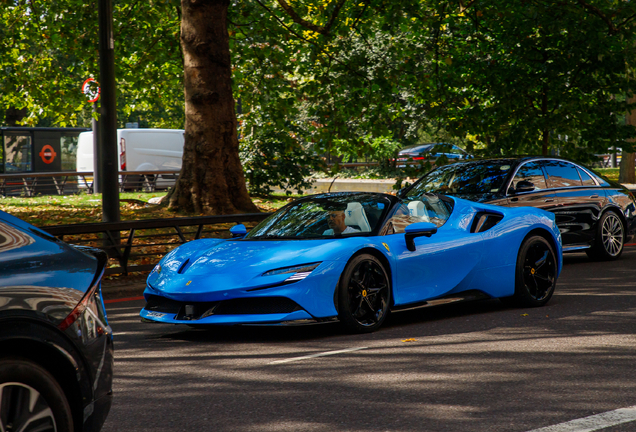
top-left (76, 128), bottom-right (184, 190)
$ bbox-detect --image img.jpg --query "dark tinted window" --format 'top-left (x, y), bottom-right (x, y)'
top-left (511, 161), bottom-right (547, 192)
top-left (543, 161), bottom-right (582, 188)
top-left (577, 168), bottom-right (596, 186)
top-left (406, 161), bottom-right (513, 196)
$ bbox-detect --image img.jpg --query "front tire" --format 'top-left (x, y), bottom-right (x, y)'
top-left (338, 254), bottom-right (391, 333)
top-left (586, 211), bottom-right (624, 261)
top-left (0, 358), bottom-right (74, 432)
top-left (505, 236), bottom-right (557, 308)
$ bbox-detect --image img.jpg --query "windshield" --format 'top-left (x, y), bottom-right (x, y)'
top-left (245, 194), bottom-right (392, 240)
top-left (406, 160), bottom-right (513, 196)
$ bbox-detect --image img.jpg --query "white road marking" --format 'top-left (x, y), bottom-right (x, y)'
top-left (269, 347), bottom-right (368, 365)
top-left (527, 406), bottom-right (636, 432)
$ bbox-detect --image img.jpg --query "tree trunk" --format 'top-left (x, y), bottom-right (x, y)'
top-left (166, 0), bottom-right (258, 214)
top-left (618, 95), bottom-right (636, 184)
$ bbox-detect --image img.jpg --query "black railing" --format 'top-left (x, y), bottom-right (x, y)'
top-left (40, 213), bottom-right (271, 275)
top-left (0, 170), bottom-right (180, 196)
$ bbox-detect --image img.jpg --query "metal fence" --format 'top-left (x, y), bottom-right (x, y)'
top-left (40, 213), bottom-right (271, 275)
top-left (0, 170), bottom-right (180, 196)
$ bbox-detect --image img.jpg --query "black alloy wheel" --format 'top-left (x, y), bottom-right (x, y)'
top-left (587, 211), bottom-right (624, 261)
top-left (338, 254), bottom-right (391, 333)
top-left (505, 236), bottom-right (557, 307)
top-left (0, 358), bottom-right (74, 432)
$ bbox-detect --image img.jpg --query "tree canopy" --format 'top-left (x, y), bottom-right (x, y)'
top-left (2, 0), bottom-right (636, 203)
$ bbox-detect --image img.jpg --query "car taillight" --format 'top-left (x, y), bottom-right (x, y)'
top-left (412, 156), bottom-right (426, 160)
top-left (120, 137), bottom-right (126, 170)
top-left (58, 283), bottom-right (100, 331)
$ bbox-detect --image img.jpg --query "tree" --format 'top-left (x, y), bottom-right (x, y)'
top-left (0, 0), bottom-right (184, 128)
top-left (164, 0), bottom-right (257, 214)
top-left (434, 0), bottom-right (636, 158)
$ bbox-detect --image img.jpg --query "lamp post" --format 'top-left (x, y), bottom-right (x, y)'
top-left (98, 0), bottom-right (120, 223)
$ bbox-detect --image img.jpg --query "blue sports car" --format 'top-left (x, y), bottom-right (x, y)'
top-left (140, 192), bottom-right (562, 333)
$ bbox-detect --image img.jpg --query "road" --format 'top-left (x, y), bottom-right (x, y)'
top-left (101, 247), bottom-right (636, 432)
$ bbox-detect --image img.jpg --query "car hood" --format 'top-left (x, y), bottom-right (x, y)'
top-left (147, 238), bottom-right (354, 296)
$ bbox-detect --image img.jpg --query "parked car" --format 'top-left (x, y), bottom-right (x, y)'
top-left (0, 210), bottom-right (113, 431)
top-left (76, 128), bottom-right (184, 190)
top-left (400, 156), bottom-right (636, 260)
top-left (140, 191), bottom-right (561, 333)
top-left (395, 143), bottom-right (471, 167)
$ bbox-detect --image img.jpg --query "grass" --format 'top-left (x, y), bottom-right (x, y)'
top-left (592, 168), bottom-right (619, 182)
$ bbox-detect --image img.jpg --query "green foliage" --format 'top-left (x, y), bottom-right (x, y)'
top-left (332, 134), bottom-right (402, 163)
top-left (240, 127), bottom-right (323, 196)
top-left (2, 0), bottom-right (636, 192)
top-left (0, 0), bottom-right (183, 128)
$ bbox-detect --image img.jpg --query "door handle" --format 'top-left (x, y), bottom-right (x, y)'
top-left (544, 198), bottom-right (554, 203)
top-left (590, 194), bottom-right (599, 199)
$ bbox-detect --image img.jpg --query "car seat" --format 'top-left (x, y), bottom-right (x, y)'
top-left (344, 202), bottom-right (371, 232)
top-left (407, 201), bottom-right (430, 222)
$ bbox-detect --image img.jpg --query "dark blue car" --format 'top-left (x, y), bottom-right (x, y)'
top-left (0, 210), bottom-right (113, 431)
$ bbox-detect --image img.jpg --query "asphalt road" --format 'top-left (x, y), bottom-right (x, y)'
top-left (101, 247), bottom-right (636, 432)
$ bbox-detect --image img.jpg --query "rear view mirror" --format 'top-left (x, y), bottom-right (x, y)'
top-left (404, 222), bottom-right (438, 251)
top-left (230, 224), bottom-right (247, 238)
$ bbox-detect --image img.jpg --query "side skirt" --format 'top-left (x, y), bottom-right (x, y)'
top-left (390, 290), bottom-right (492, 313)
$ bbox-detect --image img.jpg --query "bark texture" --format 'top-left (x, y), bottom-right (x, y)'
top-left (167, 0), bottom-right (258, 214)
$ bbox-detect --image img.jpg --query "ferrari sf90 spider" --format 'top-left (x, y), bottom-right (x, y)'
top-left (141, 192), bottom-right (562, 333)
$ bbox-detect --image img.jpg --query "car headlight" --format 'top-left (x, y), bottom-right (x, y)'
top-left (262, 262), bottom-right (321, 281)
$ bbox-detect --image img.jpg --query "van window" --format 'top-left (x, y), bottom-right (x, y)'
top-left (4, 134), bottom-right (32, 173)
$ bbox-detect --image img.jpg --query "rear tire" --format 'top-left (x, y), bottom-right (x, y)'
top-left (586, 211), bottom-right (624, 261)
top-left (338, 254), bottom-right (391, 333)
top-left (0, 357), bottom-right (74, 432)
top-left (504, 236), bottom-right (557, 308)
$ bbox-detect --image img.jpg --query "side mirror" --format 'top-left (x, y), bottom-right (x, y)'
top-left (404, 222), bottom-right (438, 251)
top-left (230, 224), bottom-right (247, 238)
top-left (512, 180), bottom-right (535, 194)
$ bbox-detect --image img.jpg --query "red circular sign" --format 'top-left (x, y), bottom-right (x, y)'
top-left (82, 78), bottom-right (100, 103)
top-left (39, 145), bottom-right (57, 164)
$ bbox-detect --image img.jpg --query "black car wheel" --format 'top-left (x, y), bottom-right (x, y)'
top-left (586, 211), bottom-right (624, 261)
top-left (504, 236), bottom-right (557, 307)
top-left (338, 254), bottom-right (391, 333)
top-left (0, 358), bottom-right (73, 432)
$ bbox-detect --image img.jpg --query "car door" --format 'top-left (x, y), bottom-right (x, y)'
top-left (542, 160), bottom-right (606, 247)
top-left (381, 199), bottom-right (484, 306)
top-left (505, 160), bottom-right (559, 212)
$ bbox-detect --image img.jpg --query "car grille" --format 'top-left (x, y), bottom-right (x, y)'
top-left (144, 295), bottom-right (302, 320)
